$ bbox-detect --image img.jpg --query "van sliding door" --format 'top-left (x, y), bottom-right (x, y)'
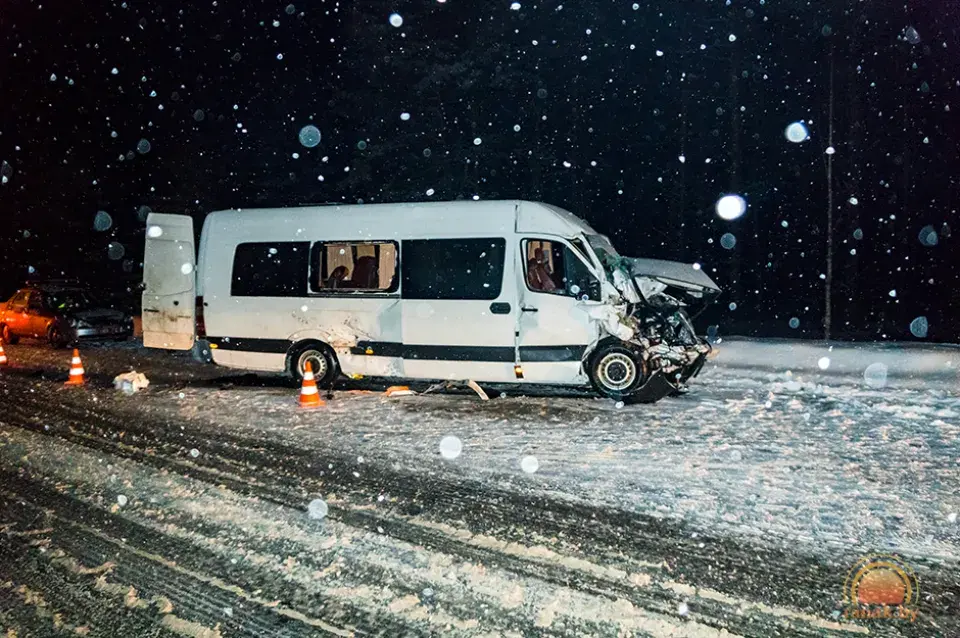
top-left (399, 238), bottom-right (517, 383)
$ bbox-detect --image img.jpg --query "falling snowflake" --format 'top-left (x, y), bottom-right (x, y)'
top-left (715, 194), bottom-right (746, 221)
top-left (520, 456), bottom-right (539, 473)
top-left (439, 435), bottom-right (463, 459)
top-left (298, 125), bottom-right (321, 148)
top-left (784, 121), bottom-right (809, 143)
top-left (909, 316), bottom-right (929, 338)
top-left (307, 498), bottom-right (328, 520)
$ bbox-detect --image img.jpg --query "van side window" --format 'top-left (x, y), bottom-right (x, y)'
top-left (402, 238), bottom-right (505, 300)
top-left (231, 242), bottom-right (309, 297)
top-left (310, 241), bottom-right (398, 293)
top-left (569, 237), bottom-right (595, 268)
top-left (523, 239), bottom-right (600, 301)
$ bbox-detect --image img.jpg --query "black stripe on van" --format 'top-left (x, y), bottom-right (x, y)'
top-left (351, 341), bottom-right (585, 363)
top-left (520, 345), bottom-right (587, 362)
top-left (207, 337), bottom-right (291, 353)
top-left (349, 341), bottom-right (514, 362)
top-left (209, 337), bottom-right (585, 363)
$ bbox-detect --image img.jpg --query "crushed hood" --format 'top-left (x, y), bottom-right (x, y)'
top-left (625, 258), bottom-right (721, 294)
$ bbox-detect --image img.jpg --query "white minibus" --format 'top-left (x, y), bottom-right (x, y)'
top-left (142, 200), bottom-right (718, 402)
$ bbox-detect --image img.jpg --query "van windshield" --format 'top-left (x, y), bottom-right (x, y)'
top-left (585, 234), bottom-right (623, 280)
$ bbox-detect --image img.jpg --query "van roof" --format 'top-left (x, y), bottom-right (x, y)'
top-left (202, 200), bottom-right (598, 240)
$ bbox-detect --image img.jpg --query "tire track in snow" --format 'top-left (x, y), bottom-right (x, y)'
top-left (0, 383), bottom-right (923, 637)
top-left (0, 429), bottom-right (715, 638)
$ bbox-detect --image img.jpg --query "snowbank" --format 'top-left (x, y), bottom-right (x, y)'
top-left (715, 337), bottom-right (959, 383)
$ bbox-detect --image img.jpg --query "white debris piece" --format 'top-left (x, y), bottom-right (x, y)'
top-left (467, 380), bottom-right (489, 400)
top-left (113, 371), bottom-right (150, 394)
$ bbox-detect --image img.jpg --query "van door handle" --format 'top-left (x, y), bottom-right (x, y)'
top-left (521, 306), bottom-right (539, 313)
top-left (489, 302), bottom-right (511, 315)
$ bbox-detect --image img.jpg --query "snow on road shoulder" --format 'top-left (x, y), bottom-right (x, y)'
top-left (716, 337), bottom-right (960, 386)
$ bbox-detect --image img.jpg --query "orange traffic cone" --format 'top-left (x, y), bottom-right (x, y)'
top-left (0, 341), bottom-right (7, 366)
top-left (65, 349), bottom-right (85, 386)
top-left (298, 361), bottom-right (324, 408)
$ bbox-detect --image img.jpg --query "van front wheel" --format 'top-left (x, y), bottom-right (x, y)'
top-left (287, 341), bottom-right (339, 387)
top-left (588, 344), bottom-right (647, 399)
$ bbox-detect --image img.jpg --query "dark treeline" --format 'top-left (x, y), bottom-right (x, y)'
top-left (0, 0), bottom-right (957, 340)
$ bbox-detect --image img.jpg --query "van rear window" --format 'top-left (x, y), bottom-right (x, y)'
top-left (401, 238), bottom-right (505, 300)
top-left (231, 242), bottom-right (309, 297)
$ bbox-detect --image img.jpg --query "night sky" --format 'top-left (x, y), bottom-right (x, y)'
top-left (1, 0), bottom-right (957, 341)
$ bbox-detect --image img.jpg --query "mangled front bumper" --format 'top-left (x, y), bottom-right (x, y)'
top-left (621, 339), bottom-right (711, 403)
top-left (648, 339), bottom-right (711, 370)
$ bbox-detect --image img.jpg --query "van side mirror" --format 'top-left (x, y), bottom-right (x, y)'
top-left (568, 278), bottom-right (601, 301)
top-left (588, 278), bottom-right (601, 301)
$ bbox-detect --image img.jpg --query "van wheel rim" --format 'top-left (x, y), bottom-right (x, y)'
top-left (298, 350), bottom-right (327, 378)
top-left (597, 353), bottom-right (637, 391)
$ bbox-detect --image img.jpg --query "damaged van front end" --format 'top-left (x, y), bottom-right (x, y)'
top-left (585, 253), bottom-right (720, 403)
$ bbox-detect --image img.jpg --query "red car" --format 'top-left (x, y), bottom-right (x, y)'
top-left (0, 285), bottom-right (133, 348)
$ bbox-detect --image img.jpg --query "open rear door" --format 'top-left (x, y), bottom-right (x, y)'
top-left (142, 213), bottom-right (196, 350)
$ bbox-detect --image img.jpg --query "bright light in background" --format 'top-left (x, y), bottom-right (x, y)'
top-left (715, 194), bottom-right (747, 221)
top-left (389, 13), bottom-right (403, 27)
top-left (785, 121), bottom-right (809, 143)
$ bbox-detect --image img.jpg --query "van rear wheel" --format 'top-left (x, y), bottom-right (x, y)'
top-left (588, 344), bottom-right (647, 400)
top-left (287, 341), bottom-right (339, 387)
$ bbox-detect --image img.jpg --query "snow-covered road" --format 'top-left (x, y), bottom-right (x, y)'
top-left (0, 338), bottom-right (957, 636)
